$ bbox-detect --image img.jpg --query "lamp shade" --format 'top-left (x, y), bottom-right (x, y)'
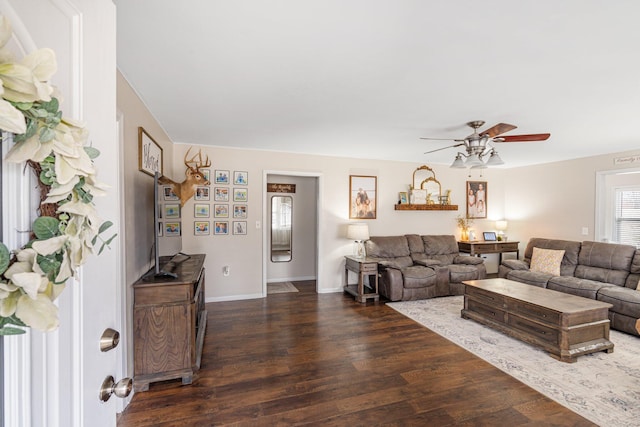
top-left (485, 150), bottom-right (505, 166)
top-left (465, 153), bottom-right (483, 167)
top-left (450, 154), bottom-right (466, 168)
top-left (495, 220), bottom-right (508, 231)
top-left (347, 223), bottom-right (369, 241)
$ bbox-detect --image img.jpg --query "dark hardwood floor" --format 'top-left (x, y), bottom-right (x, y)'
top-left (117, 281), bottom-right (595, 426)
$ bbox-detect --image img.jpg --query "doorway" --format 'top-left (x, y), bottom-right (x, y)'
top-left (263, 172), bottom-right (321, 295)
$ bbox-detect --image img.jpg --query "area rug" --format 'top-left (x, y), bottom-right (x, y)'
top-left (267, 282), bottom-right (299, 294)
top-left (387, 296), bottom-right (640, 427)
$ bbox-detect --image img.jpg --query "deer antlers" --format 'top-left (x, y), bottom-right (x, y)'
top-left (184, 147), bottom-right (211, 175)
top-left (159, 147), bottom-right (212, 207)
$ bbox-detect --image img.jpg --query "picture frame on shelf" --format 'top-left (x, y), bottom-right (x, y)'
top-left (214, 187), bottom-right (229, 202)
top-left (233, 171), bottom-right (248, 185)
top-left (233, 204), bottom-right (247, 218)
top-left (194, 203), bottom-right (210, 218)
top-left (349, 175), bottom-right (377, 219)
top-left (399, 191), bottom-right (408, 204)
top-left (194, 221), bottom-right (210, 236)
top-left (138, 127), bottom-right (162, 176)
top-left (233, 221), bottom-right (247, 235)
top-left (214, 204), bottom-right (229, 218)
top-left (164, 204), bottom-right (180, 219)
top-left (214, 221), bottom-right (229, 235)
top-left (233, 188), bottom-right (248, 202)
top-left (466, 181), bottom-right (487, 219)
top-left (165, 222), bottom-right (181, 236)
top-left (215, 170), bottom-right (230, 184)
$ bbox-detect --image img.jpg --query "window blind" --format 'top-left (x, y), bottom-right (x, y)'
top-left (614, 189), bottom-right (640, 248)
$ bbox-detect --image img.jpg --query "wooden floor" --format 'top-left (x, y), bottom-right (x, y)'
top-left (117, 281), bottom-right (595, 426)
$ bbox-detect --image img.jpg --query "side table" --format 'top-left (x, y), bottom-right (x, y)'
top-left (458, 240), bottom-right (520, 264)
top-left (344, 256), bottom-right (379, 303)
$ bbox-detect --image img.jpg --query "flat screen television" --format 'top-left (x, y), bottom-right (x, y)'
top-left (150, 172), bottom-right (190, 278)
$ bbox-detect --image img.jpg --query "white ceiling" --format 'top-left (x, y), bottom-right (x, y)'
top-left (115, 1), bottom-right (640, 168)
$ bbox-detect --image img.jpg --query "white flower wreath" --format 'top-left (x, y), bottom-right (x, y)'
top-left (0, 16), bottom-right (114, 334)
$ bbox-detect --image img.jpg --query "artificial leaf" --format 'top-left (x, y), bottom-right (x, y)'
top-left (0, 242), bottom-right (9, 274)
top-left (32, 216), bottom-right (60, 239)
top-left (15, 294), bottom-right (59, 332)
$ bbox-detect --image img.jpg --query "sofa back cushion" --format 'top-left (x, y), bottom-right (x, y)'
top-left (421, 235), bottom-right (458, 265)
top-left (625, 250), bottom-right (640, 289)
top-left (405, 234), bottom-right (424, 254)
top-left (575, 241), bottom-right (635, 286)
top-left (524, 238), bottom-right (581, 276)
top-left (366, 235), bottom-right (410, 258)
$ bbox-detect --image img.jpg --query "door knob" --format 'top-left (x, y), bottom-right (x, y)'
top-left (100, 328), bottom-right (120, 352)
top-left (99, 375), bottom-right (132, 402)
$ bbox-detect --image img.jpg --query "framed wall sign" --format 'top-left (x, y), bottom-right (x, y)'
top-left (138, 127), bottom-right (163, 176)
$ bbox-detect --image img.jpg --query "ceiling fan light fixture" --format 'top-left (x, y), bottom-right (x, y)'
top-left (485, 149), bottom-right (504, 166)
top-left (465, 153), bottom-right (483, 167)
top-left (450, 154), bottom-right (466, 168)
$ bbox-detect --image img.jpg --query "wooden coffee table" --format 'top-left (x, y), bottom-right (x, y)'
top-left (461, 278), bottom-right (614, 363)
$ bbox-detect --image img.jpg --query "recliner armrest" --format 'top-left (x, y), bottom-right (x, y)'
top-left (502, 259), bottom-right (529, 270)
top-left (414, 259), bottom-right (442, 267)
top-left (454, 255), bottom-right (484, 265)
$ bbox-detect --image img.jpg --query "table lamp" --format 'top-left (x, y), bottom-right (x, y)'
top-left (347, 223), bottom-right (370, 259)
top-left (495, 220), bottom-right (508, 241)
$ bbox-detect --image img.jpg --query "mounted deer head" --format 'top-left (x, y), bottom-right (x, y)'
top-left (158, 147), bottom-right (211, 206)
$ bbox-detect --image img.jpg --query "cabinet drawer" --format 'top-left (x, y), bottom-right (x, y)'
top-left (500, 242), bottom-right (519, 251)
top-left (508, 314), bottom-right (558, 344)
top-left (135, 284), bottom-right (191, 305)
top-left (509, 300), bottom-right (560, 326)
top-left (466, 286), bottom-right (505, 307)
top-left (467, 299), bottom-right (506, 323)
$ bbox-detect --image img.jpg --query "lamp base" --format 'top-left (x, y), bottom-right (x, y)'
top-left (353, 241), bottom-right (366, 259)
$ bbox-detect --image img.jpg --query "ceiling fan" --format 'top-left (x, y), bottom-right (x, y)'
top-left (421, 120), bottom-right (550, 168)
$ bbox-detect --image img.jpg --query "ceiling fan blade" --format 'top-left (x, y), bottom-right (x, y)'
top-left (481, 123), bottom-right (517, 138)
top-left (424, 142), bottom-right (465, 155)
top-left (420, 137), bottom-right (465, 141)
top-left (495, 133), bottom-right (551, 142)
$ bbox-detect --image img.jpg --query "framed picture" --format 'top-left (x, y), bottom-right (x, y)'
top-left (215, 170), bottom-right (230, 184)
top-left (165, 222), bottom-right (181, 236)
top-left (214, 204), bottom-right (229, 218)
top-left (233, 171), bottom-right (248, 185)
top-left (467, 181), bottom-right (487, 219)
top-left (233, 204), bottom-right (247, 218)
top-left (194, 221), bottom-right (210, 236)
top-left (194, 186), bottom-right (210, 201)
top-left (138, 127), bottom-right (162, 176)
top-left (399, 191), bottom-right (408, 204)
top-left (163, 186), bottom-right (178, 201)
top-left (349, 175), bottom-right (377, 219)
top-left (214, 221), bottom-right (229, 235)
top-left (194, 203), bottom-right (210, 218)
top-left (214, 187), bottom-right (229, 202)
top-left (233, 221), bottom-right (247, 235)
top-left (201, 168), bottom-right (211, 182)
top-left (164, 204), bottom-right (180, 219)
top-left (233, 188), bottom-right (248, 202)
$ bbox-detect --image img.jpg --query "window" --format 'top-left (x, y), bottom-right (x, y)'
top-left (614, 188), bottom-right (640, 247)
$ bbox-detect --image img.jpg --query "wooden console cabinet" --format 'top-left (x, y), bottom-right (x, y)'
top-left (132, 254), bottom-right (206, 391)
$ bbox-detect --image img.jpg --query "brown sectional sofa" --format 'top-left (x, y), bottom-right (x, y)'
top-left (365, 234), bottom-right (486, 301)
top-left (499, 237), bottom-right (640, 336)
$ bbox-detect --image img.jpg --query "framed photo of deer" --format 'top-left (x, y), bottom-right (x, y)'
top-left (138, 127), bottom-right (163, 177)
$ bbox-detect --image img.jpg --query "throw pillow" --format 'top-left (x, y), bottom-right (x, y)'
top-left (530, 247), bottom-right (565, 276)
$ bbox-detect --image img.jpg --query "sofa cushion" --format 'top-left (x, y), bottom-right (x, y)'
top-left (453, 255), bottom-right (484, 265)
top-left (501, 259), bottom-right (529, 271)
top-left (597, 285), bottom-right (640, 319)
top-left (506, 270), bottom-right (553, 288)
top-left (405, 234), bottom-right (424, 254)
top-left (547, 276), bottom-right (614, 300)
top-left (401, 265), bottom-right (437, 289)
top-left (421, 235), bottom-right (458, 265)
top-left (523, 238), bottom-right (581, 276)
top-left (530, 247), bottom-right (565, 276)
top-left (366, 236), bottom-right (410, 258)
top-left (413, 258), bottom-right (442, 267)
top-left (575, 241), bottom-right (635, 286)
top-left (377, 256), bottom-right (413, 270)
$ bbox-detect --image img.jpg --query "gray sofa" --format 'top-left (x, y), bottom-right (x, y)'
top-left (499, 237), bottom-right (640, 336)
top-left (365, 234), bottom-right (486, 301)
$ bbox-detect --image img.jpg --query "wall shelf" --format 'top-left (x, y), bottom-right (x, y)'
top-left (394, 204), bottom-right (458, 211)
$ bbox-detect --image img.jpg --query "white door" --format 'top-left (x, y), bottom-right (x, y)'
top-left (1, 1), bottom-right (123, 426)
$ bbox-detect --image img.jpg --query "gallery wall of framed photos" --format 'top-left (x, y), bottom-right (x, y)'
top-left (167, 168), bottom-right (249, 237)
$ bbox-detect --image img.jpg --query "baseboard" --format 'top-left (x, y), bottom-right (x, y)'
top-left (267, 276), bottom-right (315, 283)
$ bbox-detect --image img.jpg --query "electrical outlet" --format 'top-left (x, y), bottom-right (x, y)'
top-left (223, 265), bottom-right (230, 276)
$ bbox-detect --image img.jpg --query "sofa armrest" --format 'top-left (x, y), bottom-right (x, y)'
top-left (454, 255), bottom-right (484, 265)
top-left (378, 267), bottom-right (404, 301)
top-left (502, 259), bottom-right (529, 270)
top-left (414, 259), bottom-right (442, 267)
